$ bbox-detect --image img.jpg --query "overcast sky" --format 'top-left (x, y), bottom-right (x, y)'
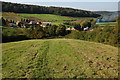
top-left (1, 0), bottom-right (120, 2)
top-left (1, 0), bottom-right (120, 11)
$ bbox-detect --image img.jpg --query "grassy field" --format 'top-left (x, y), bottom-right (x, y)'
top-left (18, 13), bottom-right (93, 25)
top-left (2, 39), bottom-right (118, 78)
top-left (2, 12), bottom-right (24, 21)
top-left (3, 12), bottom-right (94, 25)
top-left (96, 22), bottom-right (117, 27)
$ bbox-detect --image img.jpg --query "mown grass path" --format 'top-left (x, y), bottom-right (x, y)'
top-left (2, 39), bottom-right (118, 78)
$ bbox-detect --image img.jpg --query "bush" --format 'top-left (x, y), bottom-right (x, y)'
top-left (65, 24), bottom-right (119, 47)
top-left (56, 24), bottom-right (66, 36)
top-left (2, 27), bottom-right (29, 42)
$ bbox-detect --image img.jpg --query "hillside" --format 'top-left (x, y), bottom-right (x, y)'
top-left (94, 11), bottom-right (120, 14)
top-left (94, 11), bottom-right (115, 14)
top-left (2, 1), bottom-right (100, 18)
top-left (95, 11), bottom-right (118, 22)
top-left (3, 12), bottom-right (94, 25)
top-left (2, 39), bottom-right (118, 78)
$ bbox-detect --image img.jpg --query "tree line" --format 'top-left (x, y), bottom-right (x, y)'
top-left (2, 1), bottom-right (100, 18)
top-left (2, 24), bottom-right (68, 42)
top-left (24, 24), bottom-right (67, 39)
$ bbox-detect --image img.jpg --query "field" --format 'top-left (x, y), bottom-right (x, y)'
top-left (96, 22), bottom-right (117, 27)
top-left (3, 12), bottom-right (94, 25)
top-left (2, 39), bottom-right (118, 78)
top-left (2, 12), bottom-right (23, 21)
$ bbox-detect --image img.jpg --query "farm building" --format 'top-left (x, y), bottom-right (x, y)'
top-left (40, 22), bottom-right (51, 27)
top-left (66, 27), bottom-right (76, 30)
top-left (29, 21), bottom-right (38, 24)
top-left (16, 21), bottom-right (23, 27)
top-left (66, 27), bottom-right (71, 30)
top-left (83, 27), bottom-right (89, 31)
top-left (28, 21), bottom-right (51, 27)
top-left (12, 20), bottom-right (52, 28)
top-left (71, 27), bottom-right (76, 30)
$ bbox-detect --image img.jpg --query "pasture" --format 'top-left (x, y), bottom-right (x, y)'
top-left (96, 22), bottom-right (117, 27)
top-left (3, 12), bottom-right (94, 25)
top-left (2, 39), bottom-right (118, 78)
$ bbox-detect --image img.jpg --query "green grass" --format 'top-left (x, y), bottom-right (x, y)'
top-left (0, 26), bottom-right (2, 30)
top-left (3, 12), bottom-right (94, 25)
top-left (18, 13), bottom-right (93, 25)
top-left (2, 12), bottom-right (24, 21)
top-left (96, 22), bottom-right (117, 26)
top-left (2, 26), bottom-right (24, 36)
top-left (2, 39), bottom-right (118, 78)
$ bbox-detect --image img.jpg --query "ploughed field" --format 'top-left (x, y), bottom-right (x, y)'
top-left (2, 39), bottom-right (118, 78)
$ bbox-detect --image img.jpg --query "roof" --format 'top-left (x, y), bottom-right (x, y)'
top-left (40, 23), bottom-right (48, 26)
top-left (16, 21), bottom-right (22, 25)
top-left (66, 28), bottom-right (71, 30)
top-left (66, 27), bottom-right (76, 30)
top-left (29, 21), bottom-right (37, 24)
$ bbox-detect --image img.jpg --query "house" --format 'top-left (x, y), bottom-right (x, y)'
top-left (71, 27), bottom-right (76, 30)
top-left (29, 21), bottom-right (38, 24)
top-left (66, 27), bottom-right (71, 30)
top-left (40, 22), bottom-right (51, 27)
top-left (16, 21), bottom-right (23, 27)
top-left (40, 23), bottom-right (50, 27)
top-left (20, 20), bottom-right (40, 28)
top-left (15, 20), bottom-right (52, 28)
top-left (37, 22), bottom-right (41, 25)
top-left (24, 24), bottom-right (31, 28)
top-left (66, 27), bottom-right (76, 30)
top-left (83, 27), bottom-right (89, 31)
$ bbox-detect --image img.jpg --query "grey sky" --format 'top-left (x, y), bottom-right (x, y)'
top-left (1, 0), bottom-right (120, 2)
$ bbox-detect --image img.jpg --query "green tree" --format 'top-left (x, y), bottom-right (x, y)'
top-left (48, 25), bottom-right (57, 36)
top-left (82, 22), bottom-right (91, 28)
top-left (74, 23), bottom-right (82, 31)
top-left (24, 25), bottom-right (45, 39)
top-left (56, 25), bottom-right (66, 36)
top-left (1, 17), bottom-right (6, 26)
top-left (32, 26), bottom-right (44, 39)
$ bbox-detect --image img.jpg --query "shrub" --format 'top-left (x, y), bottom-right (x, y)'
top-left (56, 24), bottom-right (66, 36)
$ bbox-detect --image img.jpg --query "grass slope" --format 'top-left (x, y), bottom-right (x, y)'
top-left (18, 14), bottom-right (93, 25)
top-left (3, 12), bottom-right (94, 25)
top-left (96, 22), bottom-right (117, 27)
top-left (2, 12), bottom-right (24, 21)
top-left (2, 39), bottom-right (118, 78)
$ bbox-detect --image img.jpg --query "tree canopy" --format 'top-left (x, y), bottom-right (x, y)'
top-left (2, 1), bottom-right (100, 18)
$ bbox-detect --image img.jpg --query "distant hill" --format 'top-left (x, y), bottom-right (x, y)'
top-left (94, 11), bottom-right (119, 22)
top-left (2, 39), bottom-right (118, 78)
top-left (94, 11), bottom-right (115, 14)
top-left (2, 1), bottom-right (100, 18)
top-left (94, 11), bottom-right (120, 14)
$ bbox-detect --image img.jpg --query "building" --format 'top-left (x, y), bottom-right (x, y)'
top-left (29, 21), bottom-right (38, 24)
top-left (40, 22), bottom-right (51, 27)
top-left (16, 21), bottom-right (23, 27)
top-left (66, 27), bottom-right (76, 30)
top-left (83, 27), bottom-right (89, 31)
